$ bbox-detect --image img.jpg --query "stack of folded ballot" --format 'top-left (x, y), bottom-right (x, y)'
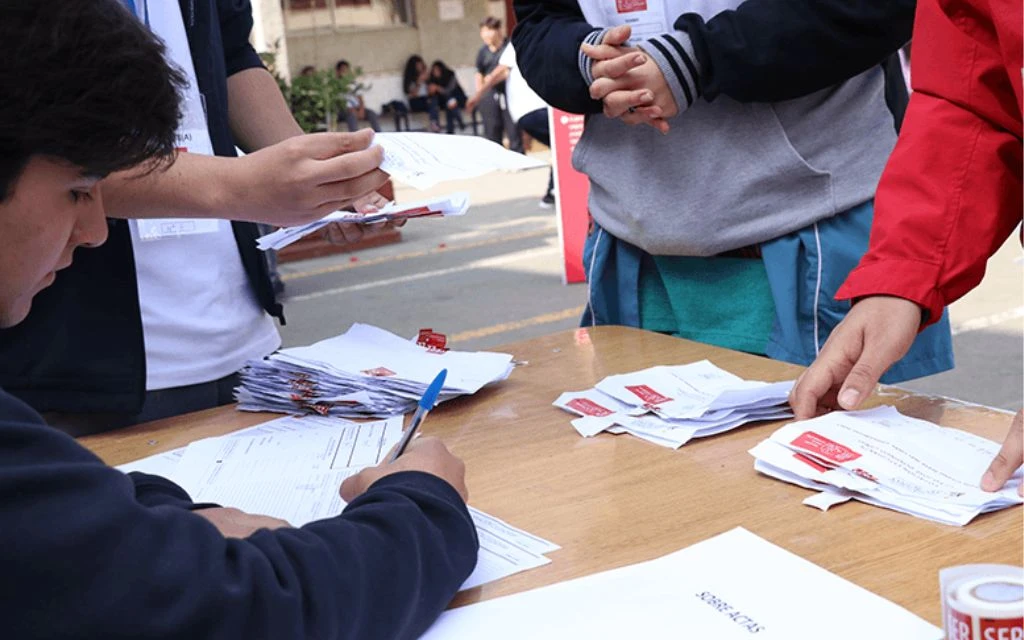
top-left (256, 193), bottom-right (470, 251)
top-left (236, 323), bottom-right (514, 418)
top-left (749, 406), bottom-right (1024, 525)
top-left (554, 360), bottom-right (794, 449)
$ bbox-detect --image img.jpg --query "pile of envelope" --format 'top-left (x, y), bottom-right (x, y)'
top-left (236, 323), bottom-right (514, 418)
top-left (554, 360), bottom-right (794, 449)
top-left (749, 406), bottom-right (1024, 526)
top-left (257, 193), bottom-right (470, 251)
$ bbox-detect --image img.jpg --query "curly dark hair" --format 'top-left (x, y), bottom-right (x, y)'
top-left (0, 0), bottom-right (185, 200)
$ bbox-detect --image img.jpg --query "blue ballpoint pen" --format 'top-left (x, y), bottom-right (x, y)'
top-left (389, 369), bottom-right (448, 462)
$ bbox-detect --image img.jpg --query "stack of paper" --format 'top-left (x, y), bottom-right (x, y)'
top-left (420, 527), bottom-right (942, 639)
top-left (235, 323), bottom-right (514, 418)
top-left (119, 414), bottom-right (559, 591)
top-left (749, 406), bottom-right (1024, 526)
top-left (256, 192), bottom-right (470, 251)
top-left (374, 132), bottom-right (545, 190)
top-left (554, 360), bottom-right (794, 448)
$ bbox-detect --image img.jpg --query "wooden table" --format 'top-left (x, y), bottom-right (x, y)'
top-left (81, 326), bottom-right (1023, 625)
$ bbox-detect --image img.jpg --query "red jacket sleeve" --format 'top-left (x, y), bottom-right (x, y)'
top-left (836, 0), bottom-right (1023, 326)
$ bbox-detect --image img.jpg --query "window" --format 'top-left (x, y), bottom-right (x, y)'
top-left (285, 0), bottom-right (415, 29)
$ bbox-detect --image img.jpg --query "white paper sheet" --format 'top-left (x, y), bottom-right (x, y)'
top-left (421, 527), bottom-right (942, 640)
top-left (117, 415), bottom-right (558, 591)
top-left (750, 406), bottom-right (1024, 525)
top-left (256, 192), bottom-right (471, 251)
top-left (374, 132), bottom-right (545, 189)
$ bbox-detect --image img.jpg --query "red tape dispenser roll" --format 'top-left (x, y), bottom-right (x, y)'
top-left (942, 565), bottom-right (1023, 640)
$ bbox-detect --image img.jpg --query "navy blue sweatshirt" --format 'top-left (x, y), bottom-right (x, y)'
top-left (512, 0), bottom-right (912, 126)
top-left (0, 389), bottom-right (478, 638)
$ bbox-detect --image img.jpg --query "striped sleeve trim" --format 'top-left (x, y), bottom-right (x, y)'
top-left (579, 28), bottom-right (610, 87)
top-left (637, 31), bottom-right (702, 114)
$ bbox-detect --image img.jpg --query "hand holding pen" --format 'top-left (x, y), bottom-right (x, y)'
top-left (340, 370), bottom-right (469, 502)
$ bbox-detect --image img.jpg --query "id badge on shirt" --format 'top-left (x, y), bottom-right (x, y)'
top-left (136, 218), bottom-right (221, 241)
top-left (135, 0), bottom-right (221, 241)
top-left (595, 0), bottom-right (670, 45)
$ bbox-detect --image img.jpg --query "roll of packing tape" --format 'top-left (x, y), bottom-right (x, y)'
top-left (945, 572), bottom-right (1023, 640)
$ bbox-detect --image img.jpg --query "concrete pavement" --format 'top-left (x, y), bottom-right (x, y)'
top-left (277, 158), bottom-right (1022, 412)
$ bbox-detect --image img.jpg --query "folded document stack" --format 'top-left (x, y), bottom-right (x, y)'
top-left (750, 406), bottom-right (1024, 526)
top-left (554, 360), bottom-right (794, 449)
top-left (236, 323), bottom-right (514, 418)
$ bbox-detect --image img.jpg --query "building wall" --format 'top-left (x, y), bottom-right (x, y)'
top-left (285, 0), bottom-right (492, 77)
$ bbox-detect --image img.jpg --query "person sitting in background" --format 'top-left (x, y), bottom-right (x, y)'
top-left (402, 55), bottom-right (441, 132)
top-left (429, 60), bottom-right (468, 134)
top-left (0, 2), bottom-right (477, 637)
top-left (335, 59), bottom-right (381, 133)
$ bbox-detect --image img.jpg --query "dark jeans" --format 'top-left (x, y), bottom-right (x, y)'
top-left (517, 108), bottom-right (554, 197)
top-left (477, 90), bottom-right (523, 153)
top-left (44, 372), bottom-right (241, 437)
top-left (343, 108), bottom-right (381, 132)
top-left (409, 96), bottom-right (440, 127)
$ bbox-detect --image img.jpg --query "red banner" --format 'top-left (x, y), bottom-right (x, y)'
top-left (548, 108), bottom-right (591, 284)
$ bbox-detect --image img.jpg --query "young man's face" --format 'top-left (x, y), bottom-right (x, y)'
top-left (0, 156), bottom-right (107, 327)
top-left (480, 27), bottom-right (501, 47)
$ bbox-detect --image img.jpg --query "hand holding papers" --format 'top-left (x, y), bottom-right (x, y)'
top-left (256, 192), bottom-right (470, 251)
top-left (554, 360), bottom-right (793, 448)
top-left (374, 132), bottom-right (545, 190)
top-left (421, 527), bottom-right (941, 639)
top-left (749, 406), bottom-right (1024, 525)
top-left (235, 323), bottom-right (514, 419)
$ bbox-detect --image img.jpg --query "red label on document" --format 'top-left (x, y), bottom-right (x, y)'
top-left (361, 367), bottom-right (396, 377)
top-left (791, 431), bottom-right (861, 463)
top-left (793, 452), bottom-right (830, 474)
top-left (625, 385), bottom-right (672, 405)
top-left (616, 0), bottom-right (647, 12)
top-left (567, 398), bottom-right (614, 417)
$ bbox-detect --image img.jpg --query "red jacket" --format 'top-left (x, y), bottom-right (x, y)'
top-left (837, 0), bottom-right (1023, 326)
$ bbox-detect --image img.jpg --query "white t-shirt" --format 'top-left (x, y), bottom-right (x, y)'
top-left (498, 44), bottom-right (548, 123)
top-left (130, 225), bottom-right (281, 390)
top-left (132, 1), bottom-right (280, 391)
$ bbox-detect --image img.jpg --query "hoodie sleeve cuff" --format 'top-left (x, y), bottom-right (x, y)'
top-left (637, 31), bottom-right (703, 115)
top-left (579, 28), bottom-right (610, 87)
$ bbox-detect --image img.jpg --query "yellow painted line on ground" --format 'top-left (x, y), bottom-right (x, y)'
top-left (281, 228), bottom-right (552, 282)
top-left (448, 306), bottom-right (586, 344)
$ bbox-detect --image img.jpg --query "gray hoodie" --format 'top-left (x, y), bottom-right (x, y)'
top-left (573, 1), bottom-right (897, 257)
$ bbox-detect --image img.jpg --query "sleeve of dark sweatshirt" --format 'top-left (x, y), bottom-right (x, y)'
top-left (512, 0), bottom-right (604, 114)
top-left (218, 0), bottom-right (264, 76)
top-left (656, 0), bottom-right (915, 106)
top-left (0, 391), bottom-right (478, 640)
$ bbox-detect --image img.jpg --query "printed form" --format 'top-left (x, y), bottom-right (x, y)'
top-left (118, 414), bottom-right (558, 591)
top-left (421, 527), bottom-right (941, 639)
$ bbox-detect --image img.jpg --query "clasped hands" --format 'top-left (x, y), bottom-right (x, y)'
top-left (582, 25), bottom-right (677, 134)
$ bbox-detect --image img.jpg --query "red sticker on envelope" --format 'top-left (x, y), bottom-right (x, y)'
top-left (567, 398), bottom-right (614, 417)
top-left (625, 384), bottom-right (672, 405)
top-left (616, 0), bottom-right (647, 12)
top-left (417, 328), bottom-right (449, 353)
top-left (791, 431), bottom-right (861, 463)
